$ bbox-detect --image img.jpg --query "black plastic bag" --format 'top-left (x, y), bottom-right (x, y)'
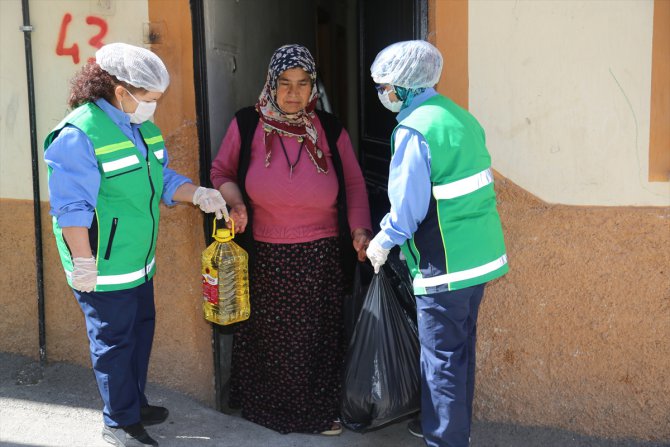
top-left (340, 267), bottom-right (421, 431)
top-left (385, 249), bottom-right (417, 326)
top-left (343, 261), bottom-right (375, 344)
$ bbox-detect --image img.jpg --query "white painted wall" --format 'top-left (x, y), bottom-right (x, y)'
top-left (1, 0), bottom-right (148, 201)
top-left (1, 0), bottom-right (34, 201)
top-left (469, 0), bottom-right (669, 206)
top-left (6, 1), bottom-right (666, 207)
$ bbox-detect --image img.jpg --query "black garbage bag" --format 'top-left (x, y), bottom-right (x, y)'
top-left (340, 267), bottom-right (421, 431)
top-left (385, 250), bottom-right (417, 326)
top-left (343, 261), bottom-right (375, 344)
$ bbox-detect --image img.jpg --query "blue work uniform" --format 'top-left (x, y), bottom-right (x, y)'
top-left (44, 98), bottom-right (191, 428)
top-left (375, 88), bottom-right (508, 447)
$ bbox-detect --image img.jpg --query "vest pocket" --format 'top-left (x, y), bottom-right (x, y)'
top-left (106, 166), bottom-right (142, 179)
top-left (103, 218), bottom-right (118, 260)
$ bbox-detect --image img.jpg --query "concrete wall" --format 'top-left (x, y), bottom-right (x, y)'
top-left (144, 0), bottom-right (215, 402)
top-left (0, 0), bottom-right (215, 405)
top-left (468, 0), bottom-right (668, 207)
top-left (481, 177), bottom-right (669, 441)
top-left (432, 0), bottom-right (669, 441)
top-left (1, 0), bottom-right (151, 357)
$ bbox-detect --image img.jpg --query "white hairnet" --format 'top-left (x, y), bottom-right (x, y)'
top-left (370, 40), bottom-right (443, 89)
top-left (96, 43), bottom-right (170, 92)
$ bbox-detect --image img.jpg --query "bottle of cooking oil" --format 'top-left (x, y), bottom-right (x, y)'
top-left (202, 218), bottom-right (250, 325)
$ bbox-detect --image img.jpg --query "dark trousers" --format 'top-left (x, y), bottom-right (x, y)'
top-left (416, 283), bottom-right (486, 447)
top-left (74, 280), bottom-right (156, 427)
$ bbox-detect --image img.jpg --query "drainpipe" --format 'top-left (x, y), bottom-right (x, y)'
top-left (20, 0), bottom-right (47, 367)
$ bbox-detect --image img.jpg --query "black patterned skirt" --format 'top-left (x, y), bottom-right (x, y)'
top-left (229, 237), bottom-right (345, 434)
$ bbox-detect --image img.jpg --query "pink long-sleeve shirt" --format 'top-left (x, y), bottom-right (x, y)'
top-left (211, 115), bottom-right (372, 244)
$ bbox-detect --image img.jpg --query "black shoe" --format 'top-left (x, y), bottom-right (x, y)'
top-left (407, 418), bottom-right (424, 438)
top-left (140, 405), bottom-right (169, 426)
top-left (102, 423), bottom-right (159, 446)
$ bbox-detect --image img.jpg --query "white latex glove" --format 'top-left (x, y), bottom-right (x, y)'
top-left (72, 256), bottom-right (97, 292)
top-left (193, 186), bottom-right (229, 221)
top-left (366, 238), bottom-right (390, 274)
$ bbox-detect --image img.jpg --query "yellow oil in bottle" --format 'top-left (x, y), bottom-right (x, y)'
top-left (202, 219), bottom-right (250, 325)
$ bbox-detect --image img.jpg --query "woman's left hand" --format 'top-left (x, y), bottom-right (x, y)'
top-left (351, 228), bottom-right (373, 262)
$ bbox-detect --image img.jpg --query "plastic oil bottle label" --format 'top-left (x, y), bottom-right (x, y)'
top-left (202, 267), bottom-right (218, 305)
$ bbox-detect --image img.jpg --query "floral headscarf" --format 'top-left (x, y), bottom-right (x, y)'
top-left (255, 44), bottom-right (328, 173)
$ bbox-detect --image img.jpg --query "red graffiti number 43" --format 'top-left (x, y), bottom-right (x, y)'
top-left (56, 13), bottom-right (108, 64)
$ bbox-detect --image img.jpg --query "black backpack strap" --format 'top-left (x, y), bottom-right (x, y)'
top-left (232, 106), bottom-right (260, 262)
top-left (315, 109), bottom-right (357, 292)
top-left (315, 109), bottom-right (343, 152)
top-left (235, 106), bottom-right (260, 188)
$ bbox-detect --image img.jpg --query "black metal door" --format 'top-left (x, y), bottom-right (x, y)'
top-left (358, 0), bottom-right (427, 229)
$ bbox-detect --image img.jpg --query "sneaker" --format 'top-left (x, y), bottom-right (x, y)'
top-left (140, 405), bottom-right (169, 426)
top-left (407, 418), bottom-right (424, 438)
top-left (102, 423), bottom-right (159, 446)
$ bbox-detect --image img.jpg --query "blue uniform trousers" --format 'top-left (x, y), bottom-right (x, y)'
top-left (74, 280), bottom-right (156, 427)
top-left (416, 283), bottom-right (486, 447)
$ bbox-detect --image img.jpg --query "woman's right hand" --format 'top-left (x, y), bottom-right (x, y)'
top-left (228, 203), bottom-right (248, 233)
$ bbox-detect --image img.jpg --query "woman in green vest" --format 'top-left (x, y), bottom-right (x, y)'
top-left (44, 43), bottom-right (228, 447)
top-left (365, 40), bottom-right (508, 447)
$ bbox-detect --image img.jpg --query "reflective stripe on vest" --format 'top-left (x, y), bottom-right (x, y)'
top-left (144, 135), bottom-right (165, 162)
top-left (413, 254), bottom-right (508, 289)
top-left (65, 257), bottom-right (155, 286)
top-left (95, 132), bottom-right (164, 164)
top-left (432, 168), bottom-right (493, 200)
top-left (101, 154), bottom-right (141, 173)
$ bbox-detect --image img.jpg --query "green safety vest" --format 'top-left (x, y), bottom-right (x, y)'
top-left (394, 94), bottom-right (508, 294)
top-left (44, 102), bottom-right (165, 292)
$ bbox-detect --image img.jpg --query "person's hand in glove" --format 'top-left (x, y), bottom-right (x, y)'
top-left (72, 256), bottom-right (97, 292)
top-left (193, 186), bottom-right (229, 221)
top-left (366, 238), bottom-right (390, 274)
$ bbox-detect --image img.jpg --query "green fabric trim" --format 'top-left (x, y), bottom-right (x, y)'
top-left (95, 141), bottom-right (135, 155)
top-left (143, 135), bottom-right (164, 145)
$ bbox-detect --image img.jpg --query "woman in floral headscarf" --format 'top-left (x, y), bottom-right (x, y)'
top-left (210, 44), bottom-right (372, 435)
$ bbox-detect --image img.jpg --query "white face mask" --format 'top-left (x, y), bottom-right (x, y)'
top-left (378, 90), bottom-right (402, 113)
top-left (122, 88), bottom-right (157, 124)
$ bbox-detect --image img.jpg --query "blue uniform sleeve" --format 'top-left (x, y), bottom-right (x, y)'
top-left (160, 148), bottom-right (192, 206)
top-left (43, 125), bottom-right (99, 228)
top-left (376, 126), bottom-right (432, 250)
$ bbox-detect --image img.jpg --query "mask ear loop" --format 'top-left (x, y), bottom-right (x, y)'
top-left (114, 85), bottom-right (132, 114)
top-left (123, 88), bottom-right (141, 104)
